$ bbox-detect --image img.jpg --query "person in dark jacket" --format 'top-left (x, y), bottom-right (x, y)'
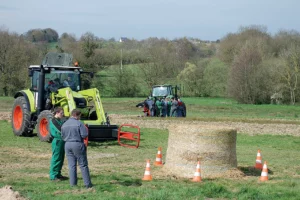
top-left (170, 97), bottom-right (178, 117)
top-left (177, 98), bottom-right (184, 117)
top-left (166, 97), bottom-right (172, 117)
top-left (49, 107), bottom-right (67, 181)
top-left (161, 97), bottom-right (167, 117)
top-left (61, 109), bottom-right (92, 188)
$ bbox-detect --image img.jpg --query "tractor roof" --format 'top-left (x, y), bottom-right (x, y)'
top-left (29, 65), bottom-right (82, 70)
top-left (153, 84), bottom-right (173, 87)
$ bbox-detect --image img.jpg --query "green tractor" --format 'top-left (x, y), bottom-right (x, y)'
top-left (11, 52), bottom-right (118, 142)
top-left (137, 84), bottom-right (186, 117)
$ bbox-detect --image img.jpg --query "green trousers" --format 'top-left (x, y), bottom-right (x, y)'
top-left (50, 138), bottom-right (65, 180)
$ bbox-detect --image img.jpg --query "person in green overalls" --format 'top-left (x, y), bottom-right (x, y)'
top-left (49, 107), bottom-right (67, 181)
top-left (155, 98), bottom-right (163, 117)
top-left (166, 97), bottom-right (172, 117)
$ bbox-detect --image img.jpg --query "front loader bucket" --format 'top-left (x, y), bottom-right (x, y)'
top-left (87, 124), bottom-right (118, 141)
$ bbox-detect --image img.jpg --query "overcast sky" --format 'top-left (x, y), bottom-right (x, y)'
top-left (0, 0), bottom-right (299, 40)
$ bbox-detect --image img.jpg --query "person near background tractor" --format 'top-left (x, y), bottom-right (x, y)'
top-left (178, 100), bottom-right (184, 117)
top-left (143, 99), bottom-right (150, 116)
top-left (155, 98), bottom-right (163, 117)
top-left (143, 97), bottom-right (154, 116)
top-left (61, 109), bottom-right (93, 188)
top-left (166, 97), bottom-right (172, 117)
top-left (170, 97), bottom-right (178, 117)
top-left (161, 97), bottom-right (167, 117)
top-left (49, 107), bottom-right (68, 181)
top-left (177, 98), bottom-right (184, 117)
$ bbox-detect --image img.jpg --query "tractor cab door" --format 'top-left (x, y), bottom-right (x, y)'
top-left (30, 70), bottom-right (40, 110)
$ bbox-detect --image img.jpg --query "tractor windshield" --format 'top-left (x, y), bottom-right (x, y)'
top-left (31, 70), bottom-right (80, 92)
top-left (152, 86), bottom-right (171, 97)
top-left (45, 71), bottom-right (80, 91)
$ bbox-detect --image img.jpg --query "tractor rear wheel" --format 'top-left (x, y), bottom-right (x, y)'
top-left (37, 110), bottom-right (53, 142)
top-left (12, 96), bottom-right (32, 136)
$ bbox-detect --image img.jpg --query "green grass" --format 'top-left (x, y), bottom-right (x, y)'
top-left (1, 119), bottom-right (300, 199)
top-left (0, 96), bottom-right (14, 111)
top-left (103, 97), bottom-right (300, 123)
top-left (48, 42), bottom-right (58, 50)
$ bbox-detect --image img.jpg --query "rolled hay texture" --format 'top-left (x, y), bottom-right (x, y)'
top-left (164, 124), bottom-right (237, 178)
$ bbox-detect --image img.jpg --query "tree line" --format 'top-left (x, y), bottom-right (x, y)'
top-left (1, 25), bottom-right (300, 104)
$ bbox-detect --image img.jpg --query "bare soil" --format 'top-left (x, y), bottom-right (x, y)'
top-left (0, 112), bottom-right (11, 122)
top-left (0, 186), bottom-right (26, 200)
top-left (109, 114), bottom-right (300, 136)
top-left (2, 112), bottom-right (300, 136)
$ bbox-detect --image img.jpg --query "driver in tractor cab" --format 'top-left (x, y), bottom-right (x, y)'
top-left (63, 75), bottom-right (76, 90)
top-left (46, 78), bottom-right (61, 92)
top-left (45, 78), bottom-right (60, 109)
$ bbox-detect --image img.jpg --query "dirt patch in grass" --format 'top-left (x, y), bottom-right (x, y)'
top-left (109, 114), bottom-right (300, 136)
top-left (0, 112), bottom-right (10, 122)
top-left (0, 185), bottom-right (26, 200)
top-left (2, 111), bottom-right (300, 136)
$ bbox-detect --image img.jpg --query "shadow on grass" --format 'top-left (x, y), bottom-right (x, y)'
top-left (238, 166), bottom-right (273, 176)
top-left (27, 133), bottom-right (38, 137)
top-left (109, 174), bottom-right (142, 187)
top-left (88, 140), bottom-right (119, 147)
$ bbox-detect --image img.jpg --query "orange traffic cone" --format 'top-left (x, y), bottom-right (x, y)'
top-left (142, 160), bottom-right (153, 181)
top-left (255, 150), bottom-right (263, 170)
top-left (259, 161), bottom-right (268, 181)
top-left (154, 147), bottom-right (163, 166)
top-left (191, 161), bottom-right (202, 182)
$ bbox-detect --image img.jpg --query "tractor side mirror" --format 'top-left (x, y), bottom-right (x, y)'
top-left (28, 69), bottom-right (33, 77)
top-left (89, 72), bottom-right (94, 78)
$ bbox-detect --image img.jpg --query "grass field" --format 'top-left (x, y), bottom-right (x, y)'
top-left (1, 97), bottom-right (300, 199)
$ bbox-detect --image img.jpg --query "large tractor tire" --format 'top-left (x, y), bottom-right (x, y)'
top-left (37, 110), bottom-right (53, 142)
top-left (12, 96), bottom-right (32, 136)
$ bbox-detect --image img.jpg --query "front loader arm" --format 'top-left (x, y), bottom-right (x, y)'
top-left (52, 88), bottom-right (76, 116)
top-left (79, 88), bottom-right (107, 124)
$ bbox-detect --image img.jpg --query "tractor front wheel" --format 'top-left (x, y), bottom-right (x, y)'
top-left (37, 110), bottom-right (53, 142)
top-left (11, 96), bottom-right (32, 136)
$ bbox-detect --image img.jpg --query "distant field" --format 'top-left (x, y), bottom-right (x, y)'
top-left (0, 96), bottom-right (14, 112)
top-left (48, 42), bottom-right (58, 50)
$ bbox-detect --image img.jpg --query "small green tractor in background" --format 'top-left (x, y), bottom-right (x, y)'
top-left (11, 52), bottom-right (118, 142)
top-left (136, 84), bottom-right (186, 117)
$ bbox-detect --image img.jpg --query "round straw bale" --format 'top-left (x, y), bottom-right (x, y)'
top-left (164, 124), bottom-right (237, 178)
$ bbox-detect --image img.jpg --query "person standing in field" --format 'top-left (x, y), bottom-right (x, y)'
top-left (170, 97), bottom-right (178, 117)
top-left (166, 97), bottom-right (172, 117)
top-left (61, 109), bottom-right (92, 188)
top-left (49, 107), bottom-right (68, 181)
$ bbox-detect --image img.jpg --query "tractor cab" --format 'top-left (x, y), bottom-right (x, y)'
top-left (30, 66), bottom-right (81, 92)
top-left (29, 52), bottom-right (82, 92)
top-left (29, 65), bottom-right (81, 92)
top-left (151, 84), bottom-right (179, 99)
